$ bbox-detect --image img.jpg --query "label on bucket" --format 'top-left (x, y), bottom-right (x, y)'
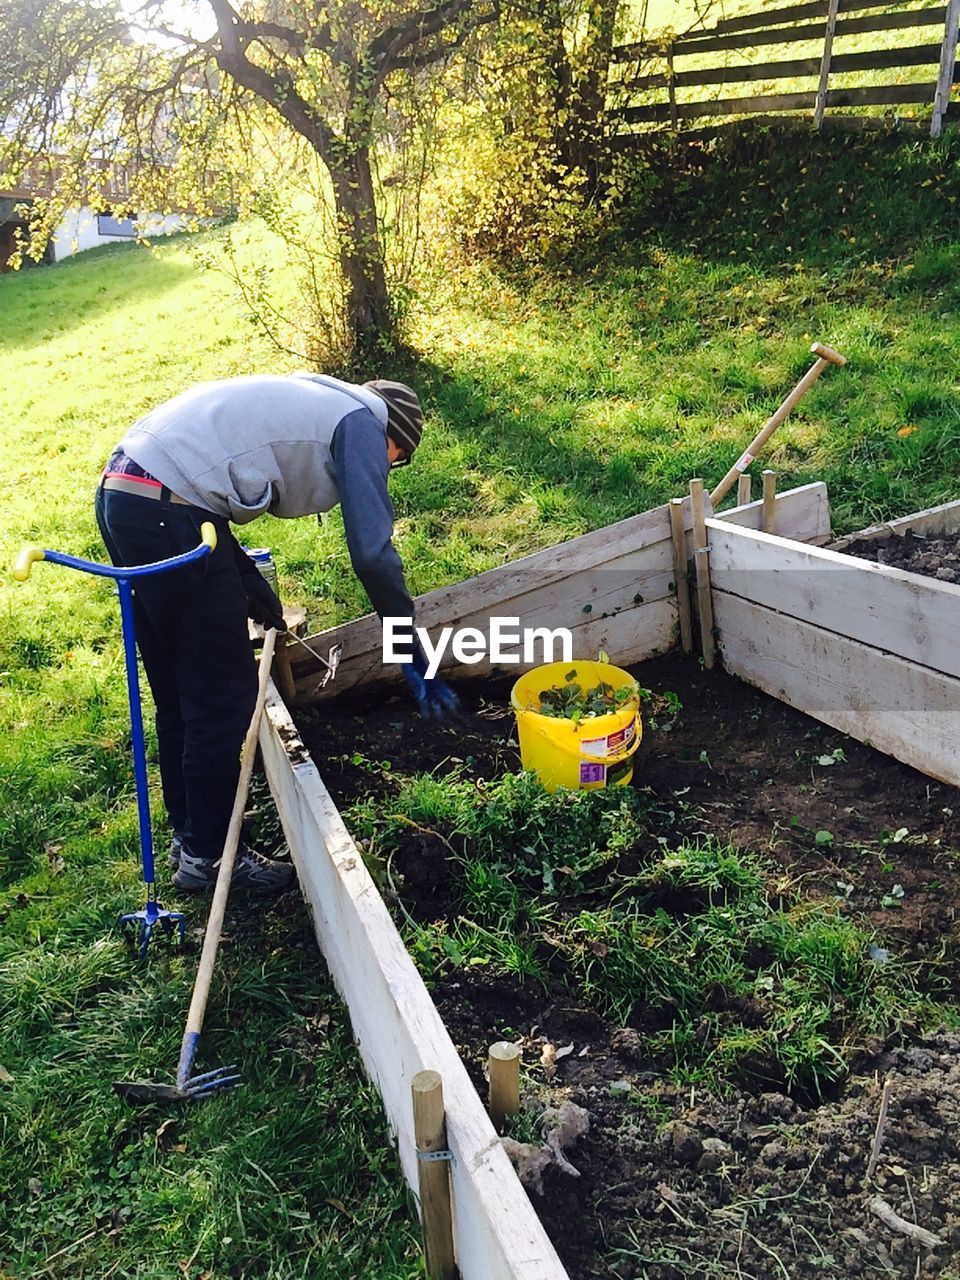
top-left (580, 762), bottom-right (606, 785)
top-left (608, 722), bottom-right (635, 752)
top-left (582, 736), bottom-right (608, 759)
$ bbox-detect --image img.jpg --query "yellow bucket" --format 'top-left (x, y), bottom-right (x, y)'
top-left (510, 661), bottom-right (642, 793)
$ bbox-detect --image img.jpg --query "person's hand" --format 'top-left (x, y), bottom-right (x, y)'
top-left (244, 572), bottom-right (287, 633)
top-left (402, 664), bottom-right (461, 721)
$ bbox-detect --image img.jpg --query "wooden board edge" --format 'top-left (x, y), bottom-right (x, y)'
top-left (830, 497), bottom-right (960, 548)
top-left (293, 588), bottom-right (680, 702)
top-left (288, 483), bottom-right (827, 702)
top-left (259, 685), bottom-right (570, 1280)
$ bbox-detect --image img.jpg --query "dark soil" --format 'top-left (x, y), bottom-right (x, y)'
top-left (838, 530), bottom-right (960, 585)
top-left (295, 656), bottom-right (960, 1279)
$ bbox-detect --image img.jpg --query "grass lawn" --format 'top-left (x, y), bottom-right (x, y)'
top-left (2, 127), bottom-right (959, 1277)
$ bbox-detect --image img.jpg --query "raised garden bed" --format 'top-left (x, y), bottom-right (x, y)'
top-left (295, 654), bottom-right (960, 1280)
top-left (260, 487), bottom-right (960, 1280)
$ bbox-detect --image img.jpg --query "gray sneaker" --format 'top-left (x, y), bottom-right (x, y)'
top-left (172, 844), bottom-right (295, 894)
top-left (168, 819), bottom-right (254, 868)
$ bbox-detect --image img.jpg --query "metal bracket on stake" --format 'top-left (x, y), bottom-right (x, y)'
top-left (416, 1148), bottom-right (456, 1166)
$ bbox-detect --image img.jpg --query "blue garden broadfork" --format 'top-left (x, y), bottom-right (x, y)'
top-left (13, 525), bottom-right (218, 960)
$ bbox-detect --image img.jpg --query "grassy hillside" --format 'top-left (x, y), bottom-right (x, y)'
top-left (2, 127), bottom-right (960, 1277)
top-left (0, 239), bottom-right (422, 1280)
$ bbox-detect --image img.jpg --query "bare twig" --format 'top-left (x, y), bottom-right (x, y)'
top-left (867, 1196), bottom-right (943, 1249)
top-left (865, 1077), bottom-right (893, 1182)
top-left (656, 1183), bottom-right (701, 1232)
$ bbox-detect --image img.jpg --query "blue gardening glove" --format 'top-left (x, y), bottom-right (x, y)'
top-left (402, 661), bottom-right (461, 722)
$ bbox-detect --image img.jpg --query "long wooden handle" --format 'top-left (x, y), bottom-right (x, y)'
top-left (711, 342), bottom-right (846, 506)
top-left (183, 628), bottom-right (278, 1041)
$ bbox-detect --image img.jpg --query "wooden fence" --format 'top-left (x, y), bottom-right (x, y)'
top-left (0, 155), bottom-right (231, 216)
top-left (610, 0), bottom-right (960, 137)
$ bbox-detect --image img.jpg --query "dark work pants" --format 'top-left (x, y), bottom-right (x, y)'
top-left (95, 485), bottom-right (258, 860)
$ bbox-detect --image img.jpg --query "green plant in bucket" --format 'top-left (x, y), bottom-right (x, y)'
top-left (537, 668), bottom-right (638, 724)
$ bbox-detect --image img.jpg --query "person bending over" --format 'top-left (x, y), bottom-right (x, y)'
top-left (96, 373), bottom-right (458, 894)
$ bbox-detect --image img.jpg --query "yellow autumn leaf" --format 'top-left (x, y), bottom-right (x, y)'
top-left (897, 426), bottom-right (918, 437)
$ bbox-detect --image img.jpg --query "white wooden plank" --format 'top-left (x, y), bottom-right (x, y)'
top-left (714, 595), bottom-right (960, 786)
top-left (291, 503), bottom-right (695, 699)
top-left (259, 687), bottom-right (570, 1280)
top-left (931, 0), bottom-right (960, 137)
top-left (289, 484), bottom-right (828, 701)
top-left (706, 519), bottom-right (960, 680)
top-left (295, 568), bottom-right (679, 698)
top-left (831, 497), bottom-right (960, 548)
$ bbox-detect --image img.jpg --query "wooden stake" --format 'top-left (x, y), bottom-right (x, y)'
top-left (273, 636), bottom-right (297, 704)
top-left (931, 0), bottom-right (960, 138)
top-left (669, 498), bottom-right (694, 655)
top-left (412, 1070), bottom-right (457, 1280)
top-left (737, 473), bottom-right (752, 507)
top-left (813, 0), bottom-right (840, 129)
top-left (762, 469), bottom-right (778, 534)
top-left (487, 1041), bottom-right (521, 1132)
top-left (710, 342), bottom-right (846, 507)
top-left (689, 479), bottom-right (716, 670)
top-left (667, 42), bottom-right (678, 132)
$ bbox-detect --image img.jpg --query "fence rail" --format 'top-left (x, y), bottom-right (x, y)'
top-left (610, 0), bottom-right (960, 137)
top-left (1, 156), bottom-right (139, 204)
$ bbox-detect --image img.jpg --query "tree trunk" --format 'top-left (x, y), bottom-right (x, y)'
top-left (330, 148), bottom-right (394, 359)
top-left (536, 0), bottom-right (620, 189)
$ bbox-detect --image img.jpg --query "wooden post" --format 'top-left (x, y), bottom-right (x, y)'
top-left (931, 0), bottom-right (960, 138)
top-left (412, 1070), bottom-right (457, 1280)
top-left (273, 636), bottom-right (297, 704)
top-left (667, 42), bottom-right (678, 132)
top-left (487, 1042), bottom-right (521, 1132)
top-left (737, 474), bottom-right (752, 507)
top-left (689, 479), bottom-right (716, 669)
top-left (669, 498), bottom-right (694, 655)
top-left (762, 469), bottom-right (778, 533)
top-left (813, 0), bottom-right (840, 130)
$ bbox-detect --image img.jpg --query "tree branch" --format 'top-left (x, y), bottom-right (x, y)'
top-left (368, 0), bottom-right (493, 81)
top-left (389, 12), bottom-right (497, 72)
top-left (203, 0), bottom-right (339, 164)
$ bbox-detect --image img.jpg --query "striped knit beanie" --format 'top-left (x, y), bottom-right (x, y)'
top-left (364, 380), bottom-right (424, 455)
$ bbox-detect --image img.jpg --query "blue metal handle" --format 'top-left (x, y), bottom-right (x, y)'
top-left (15, 522), bottom-right (218, 581)
top-left (14, 525), bottom-right (218, 899)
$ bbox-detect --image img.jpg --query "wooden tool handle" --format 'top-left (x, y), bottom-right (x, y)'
top-left (183, 628), bottom-right (278, 1041)
top-left (710, 341), bottom-right (846, 506)
top-left (810, 342), bottom-right (846, 366)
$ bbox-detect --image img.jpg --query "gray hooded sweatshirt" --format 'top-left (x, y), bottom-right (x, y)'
top-left (120, 372), bottom-right (414, 622)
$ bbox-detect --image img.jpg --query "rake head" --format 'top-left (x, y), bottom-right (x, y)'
top-left (316, 642), bottom-right (343, 690)
top-left (119, 898), bottom-right (185, 960)
top-left (113, 1064), bottom-right (241, 1104)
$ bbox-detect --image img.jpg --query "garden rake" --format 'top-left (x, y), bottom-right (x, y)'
top-left (114, 630), bottom-right (279, 1102)
top-left (14, 525), bottom-right (218, 959)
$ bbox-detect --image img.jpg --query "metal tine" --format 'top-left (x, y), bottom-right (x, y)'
top-left (184, 1065), bottom-right (241, 1087)
top-left (185, 1074), bottom-right (242, 1097)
